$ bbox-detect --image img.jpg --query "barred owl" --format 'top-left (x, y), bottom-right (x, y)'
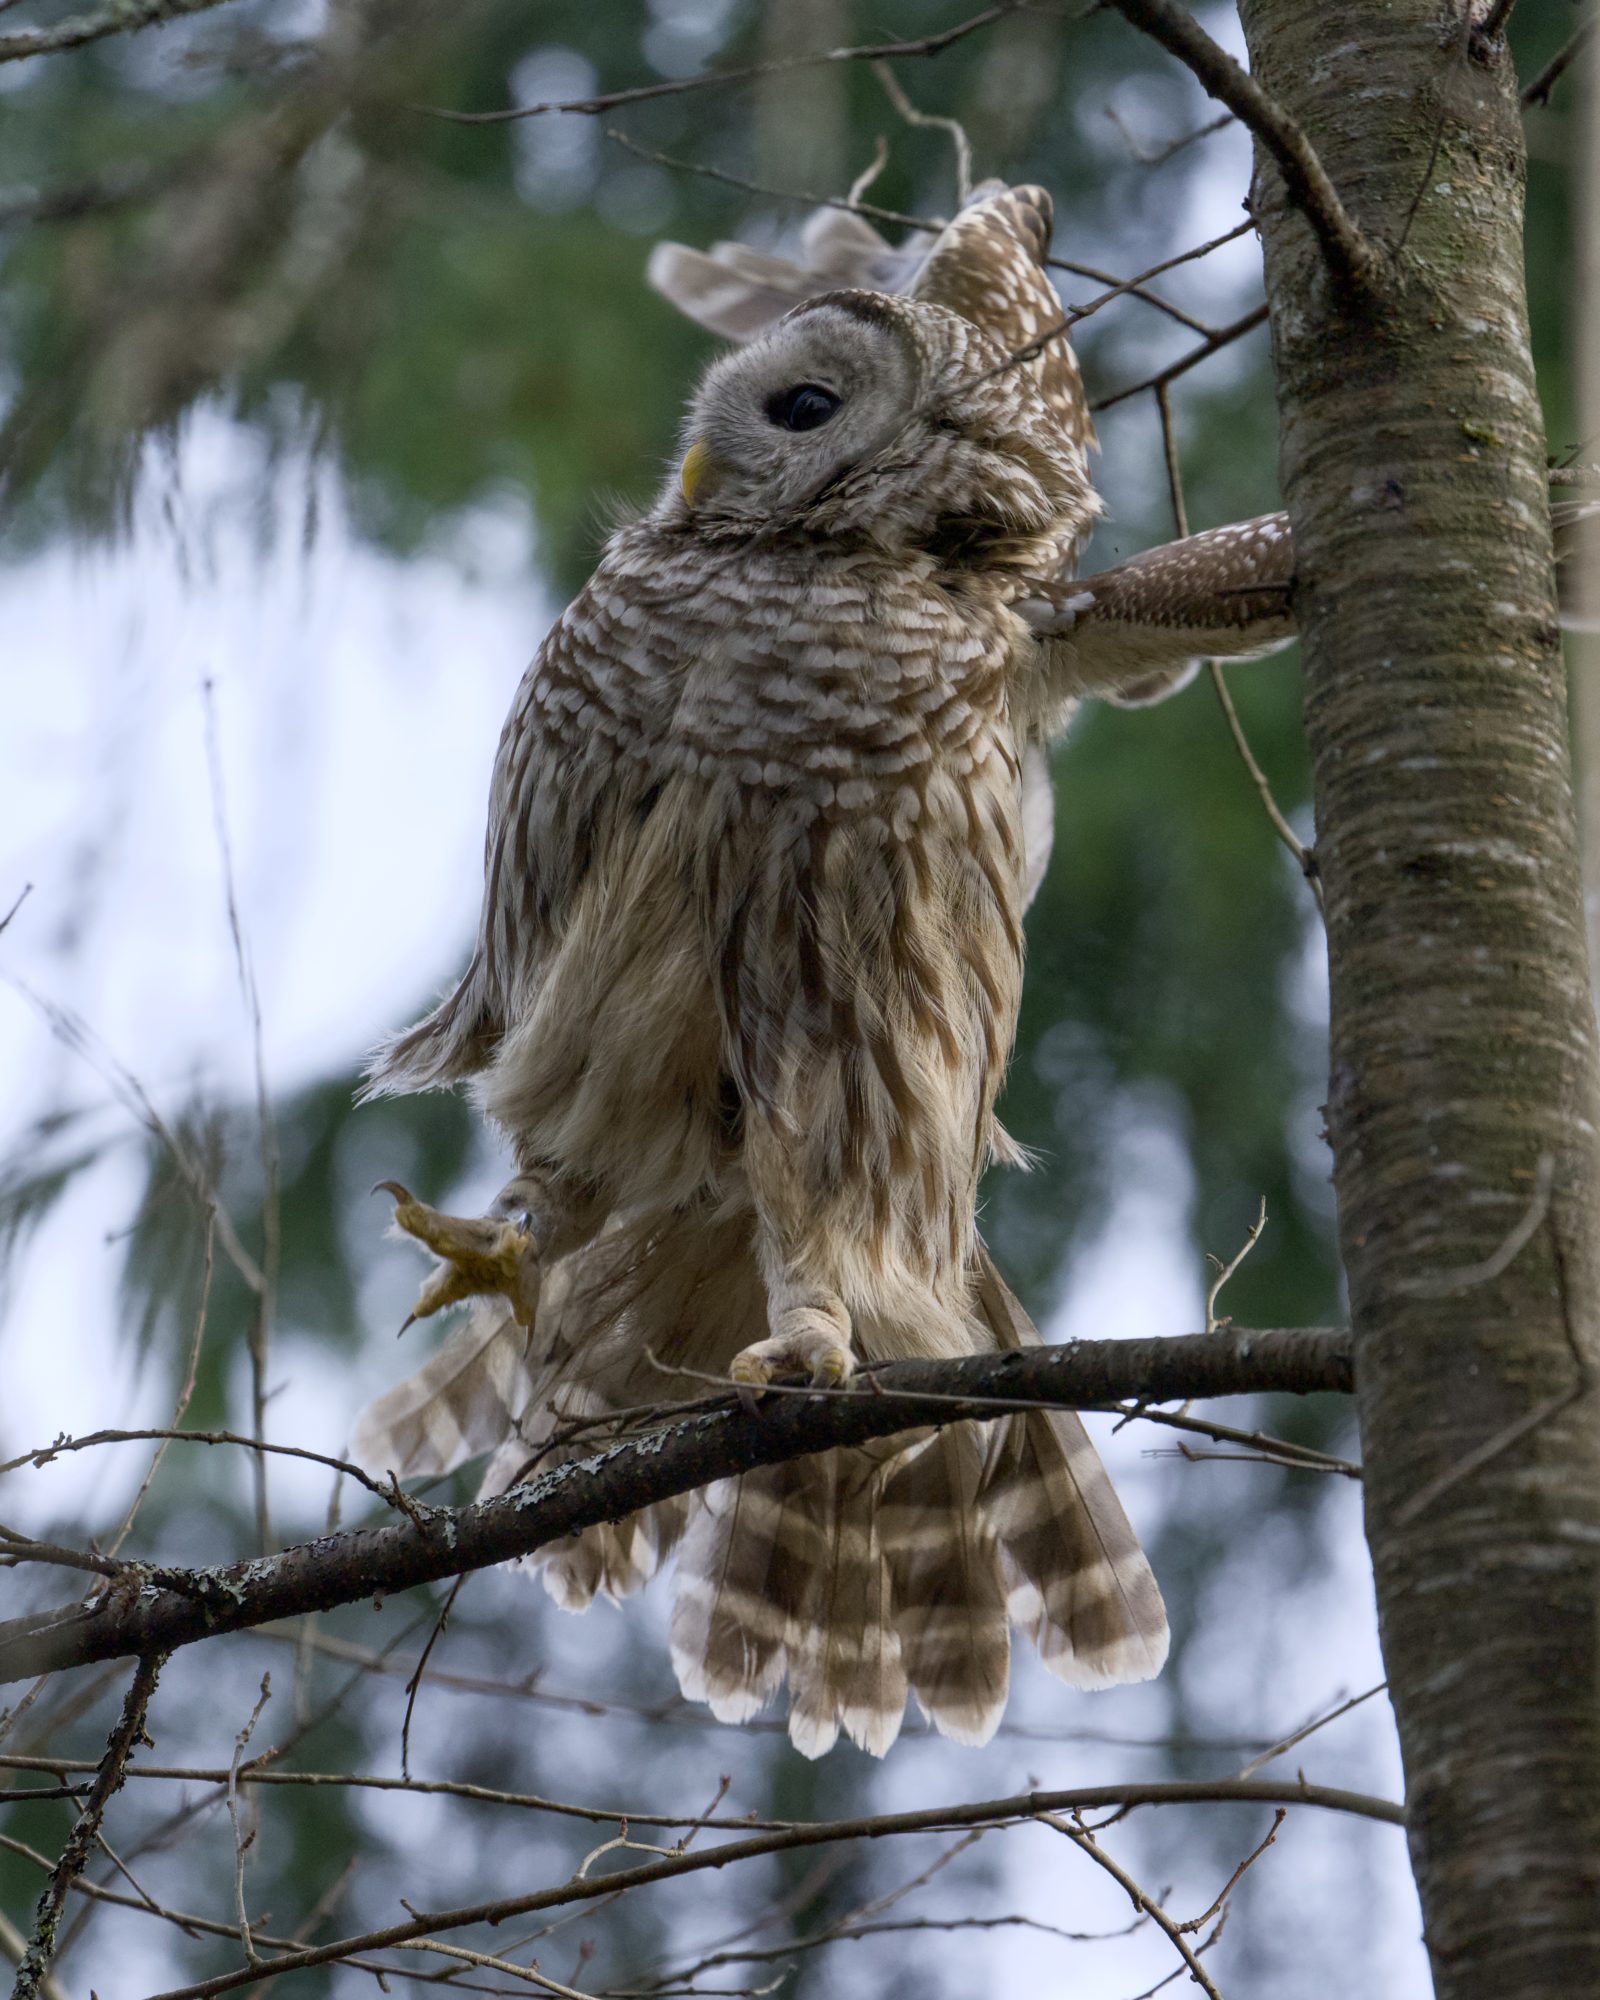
top-left (353, 188), bottom-right (1201, 1758)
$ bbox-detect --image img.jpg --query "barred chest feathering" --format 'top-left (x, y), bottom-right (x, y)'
top-left (481, 528), bottom-right (1032, 1276)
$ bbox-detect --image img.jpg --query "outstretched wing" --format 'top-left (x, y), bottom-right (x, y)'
top-left (363, 570), bottom-right (670, 1096)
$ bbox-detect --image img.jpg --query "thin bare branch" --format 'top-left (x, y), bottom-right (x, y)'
top-left (1039, 1814), bottom-right (1224, 2000)
top-left (422, 8), bottom-right (1013, 125)
top-left (1521, 19), bottom-right (1594, 107)
top-left (609, 128), bottom-right (1246, 338)
top-left (1104, 105), bottom-right (1233, 168)
top-left (104, 1220), bottom-right (215, 1560)
top-left (0, 0), bottom-right (243, 64)
top-left (0, 884), bottom-right (31, 937)
top-left (1149, 383), bottom-right (1321, 905)
top-left (1184, 1808), bottom-right (1296, 1928)
top-left (225, 1676), bottom-right (271, 1969)
top-left (1093, 303), bottom-right (1270, 412)
top-left (0, 1426), bottom-right (399, 1507)
top-left (872, 62), bottom-right (972, 206)
top-left (1101, 0), bottom-right (1379, 290)
top-left (201, 677), bottom-right (278, 1554)
top-left (139, 1776), bottom-right (1401, 2000)
top-left (1234, 1683), bottom-right (1387, 1781)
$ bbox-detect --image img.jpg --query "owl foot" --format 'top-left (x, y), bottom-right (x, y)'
top-left (375, 1181), bottom-right (542, 1332)
top-left (730, 1314), bottom-right (854, 1410)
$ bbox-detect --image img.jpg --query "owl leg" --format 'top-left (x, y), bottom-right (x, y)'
top-left (730, 1275), bottom-right (854, 1398)
top-left (376, 1171), bottom-right (601, 1332)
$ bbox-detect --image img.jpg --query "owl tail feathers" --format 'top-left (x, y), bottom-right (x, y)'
top-left (349, 1305), bottom-right (531, 1480)
top-left (972, 1249), bottom-right (1171, 1688)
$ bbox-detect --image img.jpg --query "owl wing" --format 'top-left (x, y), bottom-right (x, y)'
top-left (363, 577), bottom-right (664, 1096)
top-left (646, 204), bottom-right (927, 340)
top-left (909, 183), bottom-right (1093, 471)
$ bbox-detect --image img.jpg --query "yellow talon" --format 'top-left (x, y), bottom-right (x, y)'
top-left (375, 1181), bottom-right (540, 1330)
top-left (811, 1345), bottom-right (850, 1386)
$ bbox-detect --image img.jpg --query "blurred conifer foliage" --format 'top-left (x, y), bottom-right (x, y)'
top-left (0, 3), bottom-right (1585, 1995)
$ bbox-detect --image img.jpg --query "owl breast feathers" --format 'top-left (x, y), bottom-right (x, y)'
top-left (354, 199), bottom-right (1170, 1757)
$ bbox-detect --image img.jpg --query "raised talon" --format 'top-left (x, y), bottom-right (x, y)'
top-left (375, 1180), bottom-right (541, 1330)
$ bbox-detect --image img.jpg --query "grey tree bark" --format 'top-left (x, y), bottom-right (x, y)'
top-left (1235, 3), bottom-right (1600, 1992)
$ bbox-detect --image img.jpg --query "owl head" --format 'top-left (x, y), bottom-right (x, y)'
top-left (660, 291), bottom-right (1098, 564)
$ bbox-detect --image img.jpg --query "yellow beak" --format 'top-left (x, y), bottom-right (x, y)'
top-left (680, 437), bottom-right (717, 506)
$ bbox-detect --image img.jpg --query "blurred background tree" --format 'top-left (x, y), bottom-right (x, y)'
top-left (0, 2), bottom-right (1587, 1995)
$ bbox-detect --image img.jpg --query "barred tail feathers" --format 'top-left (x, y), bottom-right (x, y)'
top-left (349, 1306), bottom-right (530, 1479)
top-left (351, 1213), bottom-right (1166, 1752)
top-left (972, 1245), bottom-right (1170, 1686)
top-left (878, 1426), bottom-right (1010, 1745)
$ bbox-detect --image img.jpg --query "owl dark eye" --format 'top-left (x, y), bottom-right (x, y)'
top-left (765, 383), bottom-right (842, 432)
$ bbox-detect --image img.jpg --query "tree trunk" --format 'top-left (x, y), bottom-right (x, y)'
top-left (1572, 30), bottom-right (1600, 981)
top-left (1235, 4), bottom-right (1600, 1993)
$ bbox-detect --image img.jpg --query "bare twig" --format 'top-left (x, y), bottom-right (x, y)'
top-left (608, 128), bottom-right (1249, 338)
top-left (1124, 1405), bottom-right (1360, 1479)
top-left (202, 678), bottom-right (278, 1554)
top-left (8, 1652), bottom-right (163, 2000)
top-left (1179, 1811), bottom-right (1286, 1933)
top-left (1104, 105), bottom-right (1233, 169)
top-left (0, 884), bottom-right (31, 937)
top-left (4, 977), bottom-right (265, 1296)
top-left (1234, 1683), bottom-right (1387, 1781)
top-left (1207, 1197), bottom-right (1270, 1336)
top-left (139, 1777), bottom-right (1401, 2000)
top-left (1039, 1813), bottom-right (1224, 2000)
top-left (0, 0), bottom-right (243, 64)
top-left (872, 62), bottom-right (972, 206)
top-left (1093, 303), bottom-right (1271, 412)
top-left (1101, 0), bottom-right (1379, 290)
top-left (400, 1575), bottom-right (468, 1781)
top-left (423, 8), bottom-right (1012, 125)
top-left (400, 1940), bottom-right (602, 1998)
top-left (1150, 383), bottom-right (1322, 906)
top-left (104, 1219), bottom-right (215, 1560)
top-left (0, 1426), bottom-right (400, 1507)
top-left (1522, 19), bottom-right (1594, 107)
top-left (226, 1676), bottom-right (272, 1968)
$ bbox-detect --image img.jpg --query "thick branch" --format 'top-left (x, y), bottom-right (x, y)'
top-left (1103, 0), bottom-right (1380, 291)
top-left (0, 1326), bottom-right (1349, 1684)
